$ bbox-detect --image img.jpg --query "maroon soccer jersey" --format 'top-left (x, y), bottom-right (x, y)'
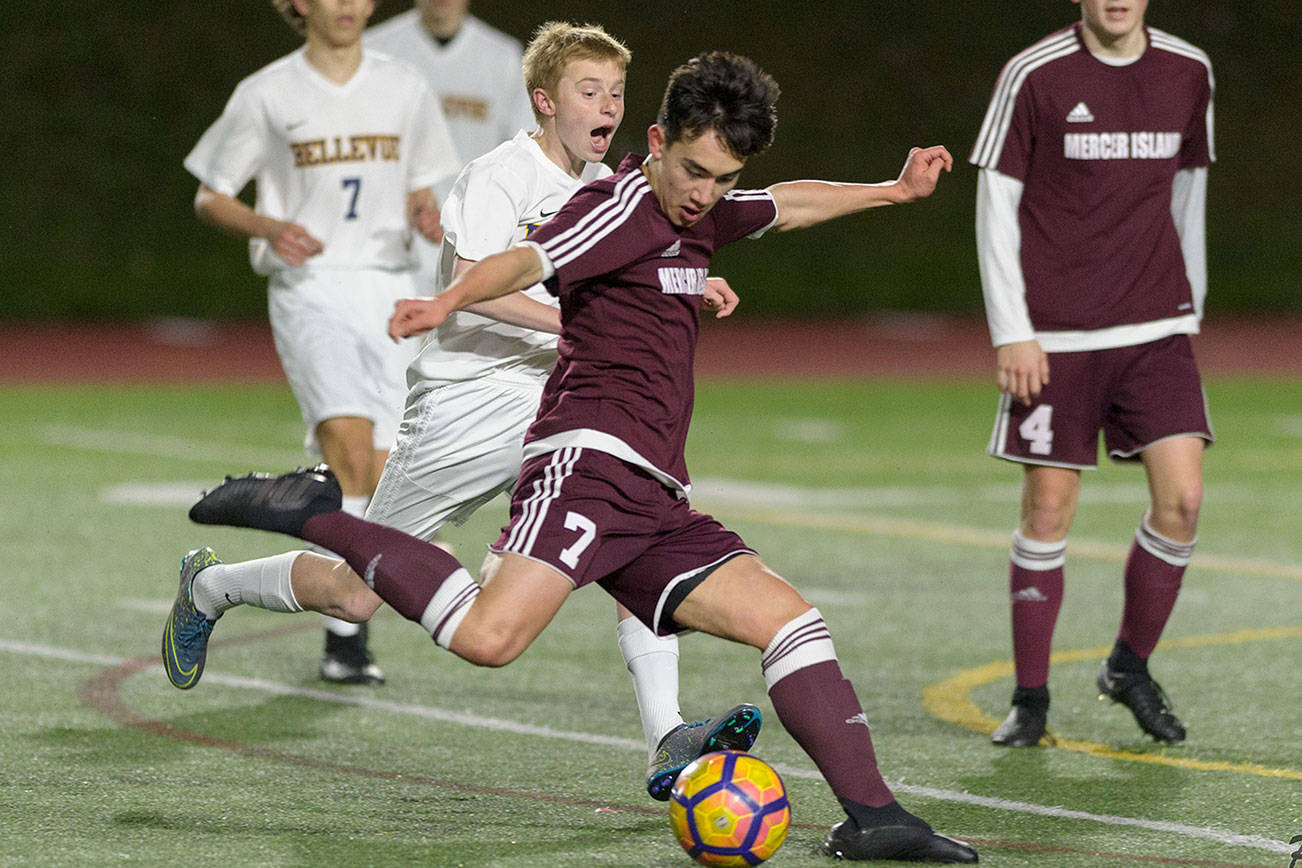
top-left (970, 24), bottom-right (1214, 332)
top-left (519, 154), bottom-right (778, 494)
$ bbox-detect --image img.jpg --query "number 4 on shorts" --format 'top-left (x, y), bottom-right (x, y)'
top-left (1019, 404), bottom-right (1054, 455)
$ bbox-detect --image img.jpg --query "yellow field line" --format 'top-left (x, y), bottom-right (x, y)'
top-left (920, 626), bottom-right (1302, 780)
top-left (707, 504), bottom-right (1302, 580)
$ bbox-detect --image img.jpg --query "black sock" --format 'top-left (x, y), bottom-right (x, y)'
top-left (839, 798), bottom-right (930, 831)
top-left (1011, 684), bottom-right (1049, 711)
top-left (1108, 640), bottom-right (1149, 675)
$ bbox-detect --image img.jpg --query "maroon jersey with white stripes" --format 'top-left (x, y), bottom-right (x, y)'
top-left (522, 154), bottom-right (778, 492)
top-left (970, 24), bottom-right (1213, 332)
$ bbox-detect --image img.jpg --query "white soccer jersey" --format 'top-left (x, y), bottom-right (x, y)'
top-left (408, 130), bottom-right (611, 388)
top-left (365, 12), bottom-right (535, 178)
top-left (184, 48), bottom-right (460, 276)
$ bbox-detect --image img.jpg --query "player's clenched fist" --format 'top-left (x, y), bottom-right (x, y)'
top-left (703, 276), bottom-right (739, 319)
top-left (895, 145), bottom-right (954, 202)
top-left (389, 296), bottom-right (454, 341)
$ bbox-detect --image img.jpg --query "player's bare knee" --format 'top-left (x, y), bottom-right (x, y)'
top-left (752, 600), bottom-right (815, 650)
top-left (338, 586), bottom-right (382, 622)
top-left (1021, 497), bottom-right (1074, 539)
top-left (452, 627), bottom-right (525, 667)
top-left (1150, 484), bottom-right (1202, 540)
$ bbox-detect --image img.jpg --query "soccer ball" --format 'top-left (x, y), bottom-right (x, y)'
top-left (668, 751), bottom-right (791, 866)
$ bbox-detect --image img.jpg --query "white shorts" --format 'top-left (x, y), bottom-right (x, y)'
top-left (267, 268), bottom-right (421, 454)
top-left (365, 376), bottom-right (544, 540)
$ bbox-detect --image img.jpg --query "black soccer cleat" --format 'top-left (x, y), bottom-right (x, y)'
top-left (189, 464), bottom-right (342, 538)
top-left (1096, 661), bottom-right (1186, 743)
top-left (320, 623), bottom-right (385, 686)
top-left (991, 705), bottom-right (1046, 747)
top-left (991, 685), bottom-right (1049, 747)
top-left (825, 819), bottom-right (978, 863)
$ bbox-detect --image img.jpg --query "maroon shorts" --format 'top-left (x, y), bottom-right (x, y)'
top-left (988, 335), bottom-right (1214, 469)
top-left (490, 447), bottom-right (754, 634)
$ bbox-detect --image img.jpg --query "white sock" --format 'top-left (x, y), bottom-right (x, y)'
top-left (617, 616), bottom-right (683, 757)
top-left (192, 551), bottom-right (305, 619)
top-left (760, 607), bottom-right (836, 690)
top-left (419, 568), bottom-right (479, 648)
top-left (321, 495), bottom-right (368, 637)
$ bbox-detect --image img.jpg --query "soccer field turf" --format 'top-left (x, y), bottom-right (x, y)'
top-left (1, 379), bottom-right (1298, 867)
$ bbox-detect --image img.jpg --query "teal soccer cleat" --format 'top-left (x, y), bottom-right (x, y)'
top-left (162, 547), bottom-right (222, 690)
top-left (646, 703), bottom-right (762, 800)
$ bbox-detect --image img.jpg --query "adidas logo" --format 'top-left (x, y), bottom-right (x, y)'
top-left (660, 239), bottom-right (681, 258)
top-left (1066, 102), bottom-right (1094, 123)
top-left (1011, 586), bottom-right (1049, 602)
top-left (844, 712), bottom-right (869, 728)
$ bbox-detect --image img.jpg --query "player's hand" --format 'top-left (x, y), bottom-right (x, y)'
top-left (413, 204), bottom-right (444, 244)
top-left (896, 145), bottom-right (954, 202)
top-left (268, 221), bottom-right (324, 266)
top-left (703, 276), bottom-right (740, 319)
top-left (995, 340), bottom-right (1049, 406)
top-left (389, 296), bottom-right (454, 341)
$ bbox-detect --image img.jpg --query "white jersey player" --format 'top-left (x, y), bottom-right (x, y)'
top-left (183, 0), bottom-right (459, 684)
top-left (365, 1), bottom-right (534, 289)
top-left (175, 23), bottom-right (757, 802)
top-left (366, 2), bottom-right (535, 186)
top-left (365, 127), bottom-right (608, 538)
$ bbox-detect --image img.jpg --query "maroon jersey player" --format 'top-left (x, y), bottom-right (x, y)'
top-left (188, 51), bottom-right (974, 862)
top-left (971, 0), bottom-right (1214, 747)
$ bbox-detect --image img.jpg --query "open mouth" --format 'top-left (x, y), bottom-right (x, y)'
top-left (589, 125), bottom-right (614, 152)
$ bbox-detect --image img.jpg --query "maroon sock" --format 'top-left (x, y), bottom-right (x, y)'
top-left (301, 511), bottom-right (464, 623)
top-left (1009, 561), bottom-right (1063, 689)
top-left (1117, 537), bottom-right (1187, 658)
top-left (767, 660), bottom-right (895, 807)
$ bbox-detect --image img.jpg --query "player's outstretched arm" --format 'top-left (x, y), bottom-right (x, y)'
top-left (438, 254), bottom-right (562, 334)
top-left (389, 245), bottom-right (545, 341)
top-left (193, 184), bottom-right (324, 265)
top-left (767, 145), bottom-right (953, 231)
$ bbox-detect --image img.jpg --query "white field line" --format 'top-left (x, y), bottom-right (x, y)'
top-left (44, 425), bottom-right (1279, 508)
top-left (1, 637), bottom-right (1290, 855)
top-left (42, 425), bottom-right (301, 469)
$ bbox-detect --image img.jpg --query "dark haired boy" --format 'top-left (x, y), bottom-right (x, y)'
top-left (181, 51), bottom-right (974, 862)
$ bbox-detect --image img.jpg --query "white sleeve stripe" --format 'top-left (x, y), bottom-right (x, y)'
top-left (533, 172), bottom-right (640, 262)
top-left (1148, 29), bottom-right (1213, 75)
top-left (1149, 30), bottom-right (1215, 162)
top-left (971, 32), bottom-right (1079, 168)
top-left (539, 171), bottom-right (647, 264)
top-left (549, 184), bottom-right (650, 269)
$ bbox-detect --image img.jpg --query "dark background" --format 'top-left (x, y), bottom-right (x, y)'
top-left (3, 1), bottom-right (1297, 321)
